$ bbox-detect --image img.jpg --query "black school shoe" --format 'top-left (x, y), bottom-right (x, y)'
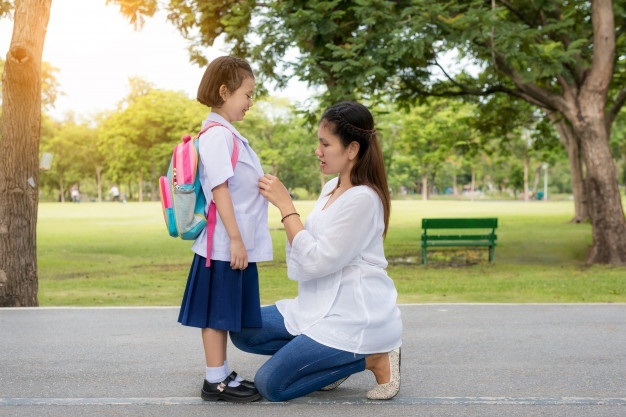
top-left (201, 374), bottom-right (261, 403)
top-left (227, 371), bottom-right (255, 389)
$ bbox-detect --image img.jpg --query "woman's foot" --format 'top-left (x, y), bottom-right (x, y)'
top-left (366, 348), bottom-right (401, 400)
top-left (201, 374), bottom-right (261, 402)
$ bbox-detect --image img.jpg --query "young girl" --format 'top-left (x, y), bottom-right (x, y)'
top-left (177, 56), bottom-right (273, 403)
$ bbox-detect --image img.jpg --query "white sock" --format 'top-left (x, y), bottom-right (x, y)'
top-left (205, 365), bottom-right (228, 383)
top-left (205, 364), bottom-right (242, 387)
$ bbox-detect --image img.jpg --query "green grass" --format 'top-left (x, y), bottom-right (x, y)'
top-left (36, 200), bottom-right (626, 306)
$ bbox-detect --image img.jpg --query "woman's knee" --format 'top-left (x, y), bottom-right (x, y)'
top-left (229, 329), bottom-right (253, 353)
top-left (254, 363), bottom-right (284, 402)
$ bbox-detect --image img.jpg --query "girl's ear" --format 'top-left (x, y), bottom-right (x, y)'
top-left (348, 141), bottom-right (360, 160)
top-left (219, 84), bottom-right (230, 102)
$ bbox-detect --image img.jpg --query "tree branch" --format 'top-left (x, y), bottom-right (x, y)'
top-left (497, 0), bottom-right (534, 27)
top-left (492, 53), bottom-right (566, 113)
top-left (584, 0), bottom-right (615, 95)
top-left (607, 88), bottom-right (626, 127)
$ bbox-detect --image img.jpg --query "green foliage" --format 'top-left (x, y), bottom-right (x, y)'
top-left (237, 97), bottom-right (322, 193)
top-left (0, 0), bottom-right (12, 17)
top-left (97, 87), bottom-right (207, 194)
top-left (106, 0), bottom-right (157, 29)
top-left (39, 116), bottom-right (98, 201)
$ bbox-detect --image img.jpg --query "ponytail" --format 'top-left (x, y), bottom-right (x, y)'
top-left (320, 102), bottom-right (391, 237)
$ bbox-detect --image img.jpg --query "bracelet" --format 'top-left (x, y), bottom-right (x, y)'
top-left (281, 212), bottom-right (300, 223)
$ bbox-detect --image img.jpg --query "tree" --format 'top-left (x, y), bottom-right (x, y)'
top-left (40, 116), bottom-right (96, 202)
top-left (98, 85), bottom-right (207, 201)
top-left (398, 98), bottom-right (474, 200)
top-left (404, 0), bottom-right (626, 264)
top-left (236, 97), bottom-right (320, 194)
top-left (0, 0), bottom-right (52, 306)
top-left (136, 0), bottom-right (626, 264)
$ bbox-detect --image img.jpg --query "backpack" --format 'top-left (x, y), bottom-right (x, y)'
top-left (159, 122), bottom-right (239, 264)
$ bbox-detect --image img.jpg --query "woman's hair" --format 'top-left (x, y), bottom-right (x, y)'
top-left (320, 101), bottom-right (391, 237)
top-left (197, 56), bottom-right (254, 107)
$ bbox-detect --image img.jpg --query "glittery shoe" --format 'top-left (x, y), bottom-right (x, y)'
top-left (366, 348), bottom-right (400, 400)
top-left (320, 376), bottom-right (349, 391)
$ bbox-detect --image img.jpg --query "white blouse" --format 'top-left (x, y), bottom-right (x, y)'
top-left (190, 113), bottom-right (273, 263)
top-left (276, 177), bottom-right (403, 354)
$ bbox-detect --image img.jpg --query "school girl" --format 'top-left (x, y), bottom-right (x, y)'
top-left (177, 56), bottom-right (273, 403)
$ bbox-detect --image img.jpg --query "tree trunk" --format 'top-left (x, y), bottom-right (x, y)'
top-left (523, 154), bottom-right (530, 202)
top-left (452, 172), bottom-right (458, 196)
top-left (562, 0), bottom-right (626, 264)
top-left (0, 0), bottom-right (52, 307)
top-left (421, 174), bottom-right (428, 201)
top-left (96, 166), bottom-right (103, 202)
top-left (551, 115), bottom-right (589, 222)
top-left (59, 178), bottom-right (66, 203)
top-left (574, 117), bottom-right (626, 264)
top-left (138, 172), bottom-right (144, 202)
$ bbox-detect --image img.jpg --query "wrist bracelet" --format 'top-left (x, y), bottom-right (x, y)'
top-left (281, 212), bottom-right (300, 223)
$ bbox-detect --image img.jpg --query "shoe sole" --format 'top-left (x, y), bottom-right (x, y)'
top-left (201, 390), bottom-right (262, 403)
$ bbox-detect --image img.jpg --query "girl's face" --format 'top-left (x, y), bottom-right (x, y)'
top-left (315, 122), bottom-right (354, 176)
top-left (219, 76), bottom-right (255, 123)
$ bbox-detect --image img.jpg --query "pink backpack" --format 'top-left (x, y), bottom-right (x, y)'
top-left (159, 122), bottom-right (238, 266)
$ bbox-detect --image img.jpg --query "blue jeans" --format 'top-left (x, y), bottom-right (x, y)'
top-left (230, 305), bottom-right (367, 401)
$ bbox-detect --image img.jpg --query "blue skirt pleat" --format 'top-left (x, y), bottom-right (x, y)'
top-left (178, 254), bottom-right (261, 331)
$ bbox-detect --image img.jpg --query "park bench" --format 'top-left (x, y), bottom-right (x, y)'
top-left (421, 218), bottom-right (498, 265)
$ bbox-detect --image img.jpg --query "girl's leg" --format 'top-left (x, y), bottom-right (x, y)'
top-left (230, 305), bottom-right (294, 355)
top-left (254, 335), bottom-right (367, 402)
top-left (202, 328), bottom-right (227, 367)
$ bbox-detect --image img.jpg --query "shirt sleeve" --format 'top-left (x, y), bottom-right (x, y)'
top-left (287, 189), bottom-right (382, 281)
top-left (198, 126), bottom-right (236, 192)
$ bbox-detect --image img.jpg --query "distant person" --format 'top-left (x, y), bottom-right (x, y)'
top-left (177, 56), bottom-right (272, 403)
top-left (231, 101), bottom-right (403, 402)
top-left (71, 184), bottom-right (80, 203)
top-left (109, 185), bottom-right (120, 202)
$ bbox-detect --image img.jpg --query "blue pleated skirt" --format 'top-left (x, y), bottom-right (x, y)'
top-left (178, 254), bottom-right (262, 331)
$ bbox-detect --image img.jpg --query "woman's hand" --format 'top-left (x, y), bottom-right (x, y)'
top-left (258, 174), bottom-right (296, 215)
top-left (259, 174), bottom-right (303, 245)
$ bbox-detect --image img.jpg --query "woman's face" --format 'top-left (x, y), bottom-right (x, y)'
top-left (315, 122), bottom-right (352, 176)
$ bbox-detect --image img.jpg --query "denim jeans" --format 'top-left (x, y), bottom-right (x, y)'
top-left (230, 305), bottom-right (367, 402)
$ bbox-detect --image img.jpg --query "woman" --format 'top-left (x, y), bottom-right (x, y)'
top-left (231, 101), bottom-right (402, 402)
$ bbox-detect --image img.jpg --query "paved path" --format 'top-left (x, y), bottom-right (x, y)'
top-left (1, 304), bottom-right (625, 416)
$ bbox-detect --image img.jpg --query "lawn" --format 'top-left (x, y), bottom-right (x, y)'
top-left (36, 199), bottom-right (626, 306)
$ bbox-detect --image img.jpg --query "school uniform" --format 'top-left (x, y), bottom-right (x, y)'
top-left (178, 112), bottom-right (273, 330)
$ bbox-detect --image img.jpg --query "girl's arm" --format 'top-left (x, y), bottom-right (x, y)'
top-left (212, 182), bottom-right (248, 270)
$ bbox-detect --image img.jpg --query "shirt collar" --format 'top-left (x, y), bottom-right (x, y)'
top-left (204, 112), bottom-right (249, 144)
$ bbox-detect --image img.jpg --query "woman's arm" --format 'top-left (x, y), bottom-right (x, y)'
top-left (260, 174), bottom-right (382, 280)
top-left (212, 182), bottom-right (248, 270)
top-left (288, 192), bottom-right (379, 279)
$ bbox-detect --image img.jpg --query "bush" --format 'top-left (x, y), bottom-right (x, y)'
top-left (290, 187), bottom-right (311, 200)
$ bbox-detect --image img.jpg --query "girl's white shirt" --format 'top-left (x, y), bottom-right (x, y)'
top-left (276, 177), bottom-right (403, 354)
top-left (191, 112), bottom-right (273, 262)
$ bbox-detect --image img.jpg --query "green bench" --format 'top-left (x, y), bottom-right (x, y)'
top-left (421, 218), bottom-right (498, 265)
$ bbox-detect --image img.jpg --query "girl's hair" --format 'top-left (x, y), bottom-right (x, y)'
top-left (320, 101), bottom-right (391, 237)
top-left (197, 56), bottom-right (254, 107)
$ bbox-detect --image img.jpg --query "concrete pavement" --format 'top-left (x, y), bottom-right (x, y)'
top-left (1, 304), bottom-right (625, 416)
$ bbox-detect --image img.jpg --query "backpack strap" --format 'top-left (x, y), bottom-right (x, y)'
top-left (200, 122), bottom-right (240, 267)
